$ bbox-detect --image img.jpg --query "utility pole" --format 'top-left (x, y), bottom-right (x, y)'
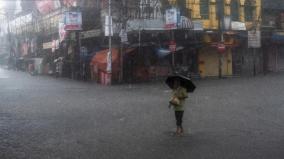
top-left (106, 0), bottom-right (112, 84)
top-left (6, 13), bottom-right (13, 69)
top-left (171, 30), bottom-right (175, 68)
top-left (218, 0), bottom-right (224, 79)
top-left (119, 0), bottom-right (128, 83)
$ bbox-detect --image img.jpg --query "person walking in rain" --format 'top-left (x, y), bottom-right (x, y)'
top-left (166, 75), bottom-right (195, 136)
top-left (169, 78), bottom-right (188, 136)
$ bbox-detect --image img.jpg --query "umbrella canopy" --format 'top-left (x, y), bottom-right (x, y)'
top-left (166, 75), bottom-right (196, 93)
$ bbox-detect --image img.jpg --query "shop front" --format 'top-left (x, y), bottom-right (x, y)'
top-left (198, 46), bottom-right (233, 78)
top-left (267, 32), bottom-right (284, 72)
top-left (90, 48), bottom-right (136, 84)
top-left (198, 33), bottom-right (239, 78)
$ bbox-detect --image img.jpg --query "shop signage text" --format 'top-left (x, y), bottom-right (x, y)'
top-left (64, 11), bottom-right (82, 31)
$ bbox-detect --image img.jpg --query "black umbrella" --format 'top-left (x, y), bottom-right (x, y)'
top-left (165, 75), bottom-right (196, 93)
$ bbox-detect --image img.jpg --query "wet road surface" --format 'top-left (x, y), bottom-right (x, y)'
top-left (0, 68), bottom-right (284, 159)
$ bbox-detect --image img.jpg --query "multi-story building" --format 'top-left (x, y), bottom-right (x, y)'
top-left (7, 0), bottom-right (100, 78)
top-left (167, 0), bottom-right (262, 77)
top-left (5, 0), bottom-right (268, 82)
top-left (262, 0), bottom-right (284, 73)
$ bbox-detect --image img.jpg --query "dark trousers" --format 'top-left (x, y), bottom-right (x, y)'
top-left (175, 111), bottom-right (184, 127)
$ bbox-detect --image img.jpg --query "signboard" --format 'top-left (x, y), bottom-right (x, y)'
top-left (80, 29), bottom-right (101, 39)
top-left (248, 31), bottom-right (261, 48)
top-left (63, 0), bottom-right (77, 7)
top-left (165, 8), bottom-right (178, 29)
top-left (64, 11), bottom-right (82, 31)
top-left (43, 42), bottom-right (53, 49)
top-left (217, 43), bottom-right (226, 53)
top-left (36, 0), bottom-right (61, 14)
top-left (193, 21), bottom-right (204, 31)
top-left (178, 16), bottom-right (193, 29)
top-left (127, 19), bottom-right (166, 31)
top-left (231, 21), bottom-right (246, 31)
top-left (272, 32), bottom-right (284, 43)
top-left (169, 41), bottom-right (176, 52)
top-left (105, 16), bottom-right (113, 36)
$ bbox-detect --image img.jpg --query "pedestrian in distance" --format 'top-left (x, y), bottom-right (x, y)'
top-left (166, 74), bottom-right (196, 136)
top-left (169, 78), bottom-right (188, 136)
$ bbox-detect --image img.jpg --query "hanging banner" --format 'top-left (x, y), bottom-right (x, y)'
top-left (30, 38), bottom-right (37, 54)
top-left (52, 40), bottom-right (60, 52)
top-left (64, 11), bottom-right (82, 31)
top-left (119, 29), bottom-right (128, 43)
top-left (59, 22), bottom-right (67, 42)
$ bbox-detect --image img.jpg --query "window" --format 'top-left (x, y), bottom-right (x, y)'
top-left (231, 0), bottom-right (239, 21)
top-left (245, 0), bottom-right (256, 21)
top-left (168, 0), bottom-right (176, 5)
top-left (200, 0), bottom-right (209, 19)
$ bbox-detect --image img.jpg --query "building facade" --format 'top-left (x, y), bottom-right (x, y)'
top-left (262, 0), bottom-right (284, 73)
top-left (5, 0), bottom-right (271, 83)
top-left (168, 0), bottom-right (262, 78)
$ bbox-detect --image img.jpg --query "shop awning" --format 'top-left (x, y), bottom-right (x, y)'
top-left (92, 48), bottom-right (135, 63)
top-left (92, 48), bottom-right (119, 64)
top-left (91, 48), bottom-right (135, 65)
top-left (90, 48), bottom-right (136, 72)
top-left (272, 32), bottom-right (284, 43)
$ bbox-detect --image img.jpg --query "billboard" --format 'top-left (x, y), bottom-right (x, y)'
top-left (63, 0), bottom-right (77, 7)
top-left (36, 0), bottom-right (60, 14)
top-left (165, 8), bottom-right (180, 29)
top-left (64, 11), bottom-right (82, 31)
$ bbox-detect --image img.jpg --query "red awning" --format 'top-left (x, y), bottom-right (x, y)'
top-left (90, 48), bottom-right (136, 72)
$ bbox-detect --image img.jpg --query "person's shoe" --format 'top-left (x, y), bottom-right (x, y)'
top-left (175, 127), bottom-right (183, 137)
top-left (175, 128), bottom-right (179, 135)
top-left (180, 127), bottom-right (184, 134)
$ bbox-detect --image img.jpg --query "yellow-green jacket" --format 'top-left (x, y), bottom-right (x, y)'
top-left (172, 87), bottom-right (188, 111)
